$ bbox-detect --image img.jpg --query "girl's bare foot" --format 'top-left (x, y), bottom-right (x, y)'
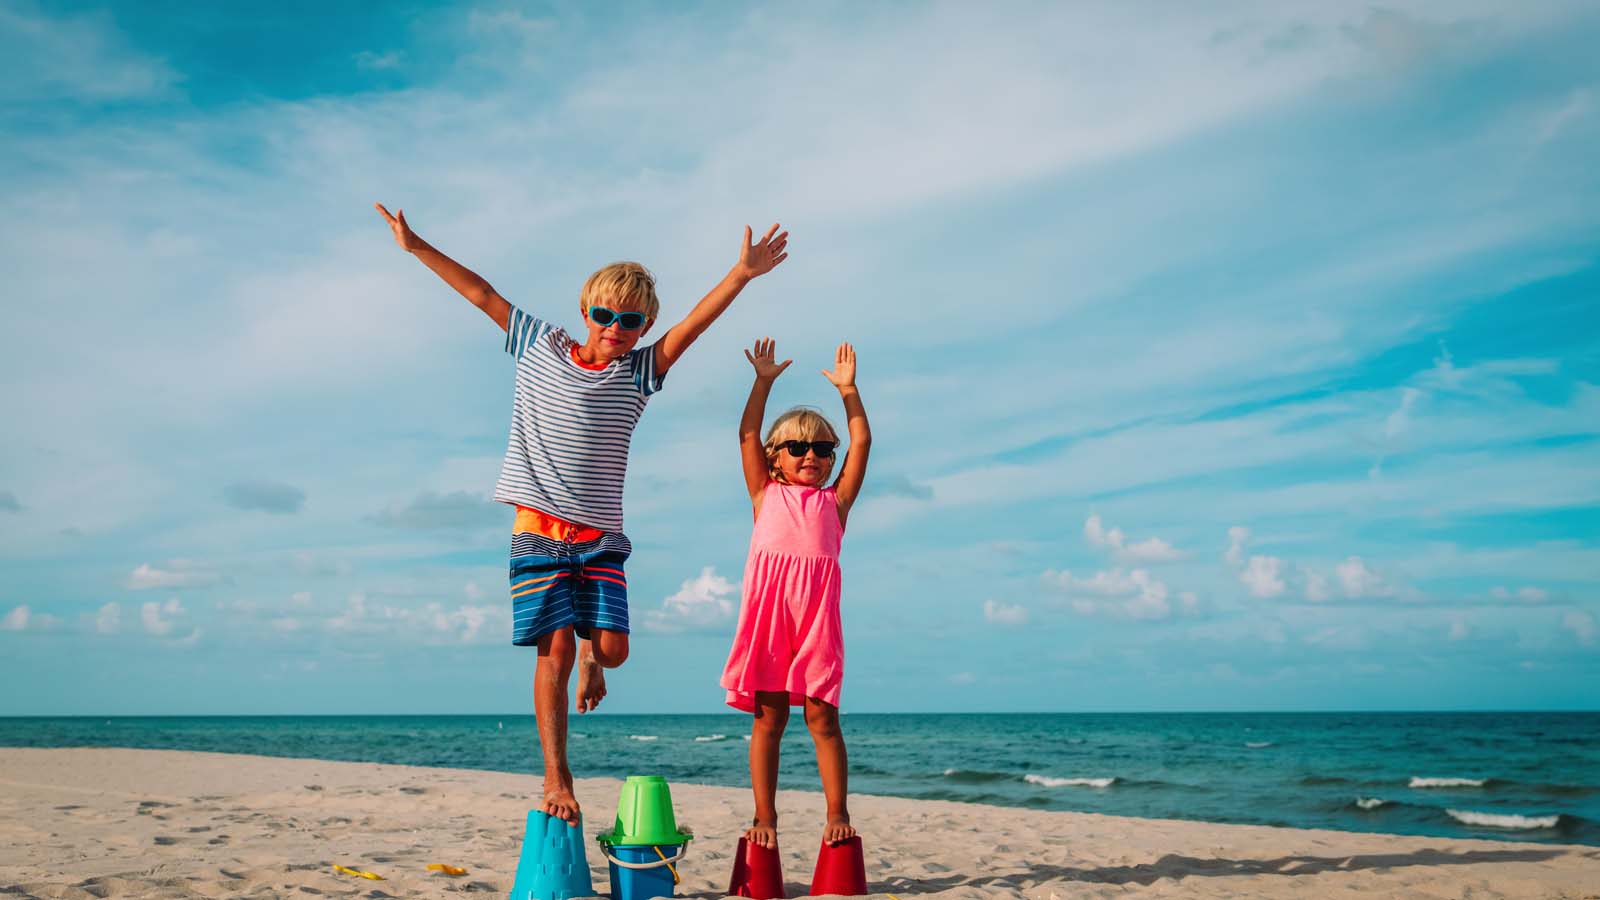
top-left (823, 814), bottom-right (856, 845)
top-left (575, 652), bottom-right (606, 713)
top-left (543, 775), bottom-right (581, 825)
top-left (743, 817), bottom-right (778, 850)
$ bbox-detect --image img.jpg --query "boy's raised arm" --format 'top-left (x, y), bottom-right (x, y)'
top-left (654, 224), bottom-right (788, 376)
top-left (376, 203), bottom-right (512, 331)
top-left (824, 342), bottom-right (871, 522)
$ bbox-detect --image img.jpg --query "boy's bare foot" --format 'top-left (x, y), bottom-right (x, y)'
top-left (743, 817), bottom-right (778, 850)
top-left (575, 652), bottom-right (606, 713)
top-left (543, 775), bottom-right (581, 825)
top-left (823, 814), bottom-right (856, 845)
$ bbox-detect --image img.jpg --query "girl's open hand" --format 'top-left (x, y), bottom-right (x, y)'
top-left (374, 202), bottom-right (419, 253)
top-left (822, 342), bottom-right (856, 388)
top-left (737, 224), bottom-right (789, 279)
top-left (745, 337), bottom-right (792, 380)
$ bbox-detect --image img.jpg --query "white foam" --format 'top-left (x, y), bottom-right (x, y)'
top-left (1410, 777), bottom-right (1486, 788)
top-left (743, 735), bottom-right (752, 742)
top-left (1446, 809), bottom-right (1559, 830)
top-left (694, 734), bottom-right (728, 742)
top-left (627, 735), bottom-right (658, 742)
top-left (1245, 741), bottom-right (1274, 749)
top-left (1356, 797), bottom-right (1390, 810)
top-left (1025, 774), bottom-right (1116, 788)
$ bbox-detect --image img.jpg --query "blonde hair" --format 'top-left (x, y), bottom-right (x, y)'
top-left (580, 262), bottom-right (660, 322)
top-left (763, 406), bottom-right (842, 484)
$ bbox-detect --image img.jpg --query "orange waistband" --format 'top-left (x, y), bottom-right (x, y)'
top-left (514, 505), bottom-right (604, 543)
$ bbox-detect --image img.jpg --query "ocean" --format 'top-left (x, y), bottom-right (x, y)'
top-left (3, 712), bottom-right (1595, 845)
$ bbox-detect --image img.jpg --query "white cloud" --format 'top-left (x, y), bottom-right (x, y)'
top-left (1225, 526), bottom-right (1250, 566)
top-left (1562, 610), bottom-right (1596, 646)
top-left (643, 566), bottom-right (738, 633)
top-left (140, 597), bottom-right (184, 636)
top-left (323, 592), bottom-right (498, 643)
top-left (1043, 567), bottom-right (1175, 620)
top-left (1383, 386), bottom-right (1423, 439)
top-left (1335, 556), bottom-right (1394, 599)
top-left (1492, 585), bottom-right (1549, 603)
top-left (948, 671), bottom-right (976, 686)
top-left (2, 605), bottom-right (29, 631)
top-left (1240, 555), bottom-right (1287, 599)
top-left (95, 602), bottom-right (120, 634)
top-left (982, 599), bottom-right (1029, 626)
top-left (290, 591), bottom-right (313, 608)
top-left (126, 562), bottom-right (220, 591)
top-left (1084, 514), bottom-right (1184, 563)
top-left (1448, 618), bottom-right (1471, 641)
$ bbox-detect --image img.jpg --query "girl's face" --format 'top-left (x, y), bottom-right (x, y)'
top-left (773, 436), bottom-right (837, 486)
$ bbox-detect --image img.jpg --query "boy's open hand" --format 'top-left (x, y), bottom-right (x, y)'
top-left (374, 202), bottom-right (419, 253)
top-left (745, 337), bottom-right (793, 380)
top-left (737, 224), bottom-right (788, 279)
top-left (822, 342), bottom-right (856, 389)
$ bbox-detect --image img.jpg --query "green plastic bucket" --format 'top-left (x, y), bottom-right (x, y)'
top-left (602, 776), bottom-right (692, 846)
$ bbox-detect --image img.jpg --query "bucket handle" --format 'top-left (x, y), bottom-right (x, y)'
top-left (597, 841), bottom-right (689, 884)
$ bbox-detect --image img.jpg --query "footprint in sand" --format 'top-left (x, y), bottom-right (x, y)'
top-left (304, 784), bottom-right (325, 791)
top-left (208, 835), bottom-right (231, 845)
top-left (154, 836), bottom-right (179, 846)
top-left (399, 787), bottom-right (428, 795)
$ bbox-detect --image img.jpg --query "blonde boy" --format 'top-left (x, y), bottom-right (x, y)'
top-left (376, 203), bottom-right (788, 824)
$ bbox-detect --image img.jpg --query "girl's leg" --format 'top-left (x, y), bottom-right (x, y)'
top-left (535, 626), bottom-right (580, 824)
top-left (804, 697), bottom-right (856, 844)
top-left (746, 691), bottom-right (790, 849)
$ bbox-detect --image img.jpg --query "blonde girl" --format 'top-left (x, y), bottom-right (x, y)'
top-left (720, 337), bottom-right (871, 850)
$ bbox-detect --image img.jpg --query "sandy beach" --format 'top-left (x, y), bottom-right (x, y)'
top-left (2, 748), bottom-right (1596, 899)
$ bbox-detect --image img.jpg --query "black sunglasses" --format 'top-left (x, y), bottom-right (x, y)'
top-left (782, 440), bottom-right (836, 458)
top-left (588, 305), bottom-right (648, 330)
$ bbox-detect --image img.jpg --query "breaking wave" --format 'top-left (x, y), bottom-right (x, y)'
top-left (1410, 777), bottom-right (1487, 788)
top-left (1446, 809), bottom-right (1560, 830)
top-left (1025, 774), bottom-right (1117, 788)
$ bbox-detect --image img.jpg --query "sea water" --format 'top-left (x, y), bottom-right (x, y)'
top-left (3, 711), bottom-right (1595, 845)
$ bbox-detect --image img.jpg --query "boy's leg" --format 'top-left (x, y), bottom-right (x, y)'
top-left (575, 629), bottom-right (629, 713)
top-left (572, 533), bottom-right (632, 713)
top-left (804, 697), bottom-right (856, 844)
top-left (746, 690), bottom-right (790, 849)
top-left (535, 626), bottom-right (581, 825)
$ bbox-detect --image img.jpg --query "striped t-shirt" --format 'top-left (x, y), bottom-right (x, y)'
top-left (493, 306), bottom-right (666, 532)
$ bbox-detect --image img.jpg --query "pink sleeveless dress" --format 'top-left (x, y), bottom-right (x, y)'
top-left (720, 481), bottom-right (845, 712)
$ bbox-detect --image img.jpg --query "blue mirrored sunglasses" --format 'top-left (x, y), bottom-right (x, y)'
top-left (588, 306), bottom-right (648, 330)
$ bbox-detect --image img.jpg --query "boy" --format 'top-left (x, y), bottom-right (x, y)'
top-left (375, 202), bottom-right (788, 824)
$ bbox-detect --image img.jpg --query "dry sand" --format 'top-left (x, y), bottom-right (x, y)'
top-left (2, 748), bottom-right (1596, 899)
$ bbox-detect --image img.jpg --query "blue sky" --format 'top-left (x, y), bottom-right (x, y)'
top-left (2, 1), bottom-right (1597, 715)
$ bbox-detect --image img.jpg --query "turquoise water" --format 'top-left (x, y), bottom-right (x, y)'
top-left (3, 712), bottom-right (1595, 845)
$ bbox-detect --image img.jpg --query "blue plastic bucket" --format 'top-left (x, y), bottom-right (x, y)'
top-left (601, 842), bottom-right (687, 900)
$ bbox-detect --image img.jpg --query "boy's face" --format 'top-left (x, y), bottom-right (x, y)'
top-left (580, 302), bottom-right (653, 362)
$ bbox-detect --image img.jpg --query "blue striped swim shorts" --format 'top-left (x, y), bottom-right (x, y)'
top-left (509, 526), bottom-right (632, 645)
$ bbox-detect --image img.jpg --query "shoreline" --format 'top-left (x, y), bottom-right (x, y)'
top-left (4, 747), bottom-right (1597, 898)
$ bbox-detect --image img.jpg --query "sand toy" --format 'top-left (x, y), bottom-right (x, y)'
top-left (509, 810), bottom-right (593, 900)
top-left (597, 775), bottom-right (693, 900)
top-left (810, 835), bottom-right (867, 896)
top-left (728, 836), bottom-right (785, 899)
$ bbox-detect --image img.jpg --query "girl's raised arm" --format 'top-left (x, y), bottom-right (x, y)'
top-left (740, 338), bottom-right (791, 507)
top-left (823, 342), bottom-right (872, 523)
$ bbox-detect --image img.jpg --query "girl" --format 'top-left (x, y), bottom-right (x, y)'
top-left (721, 337), bottom-right (872, 850)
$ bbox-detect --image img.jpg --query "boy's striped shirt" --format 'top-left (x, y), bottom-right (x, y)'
top-left (493, 306), bottom-right (665, 532)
